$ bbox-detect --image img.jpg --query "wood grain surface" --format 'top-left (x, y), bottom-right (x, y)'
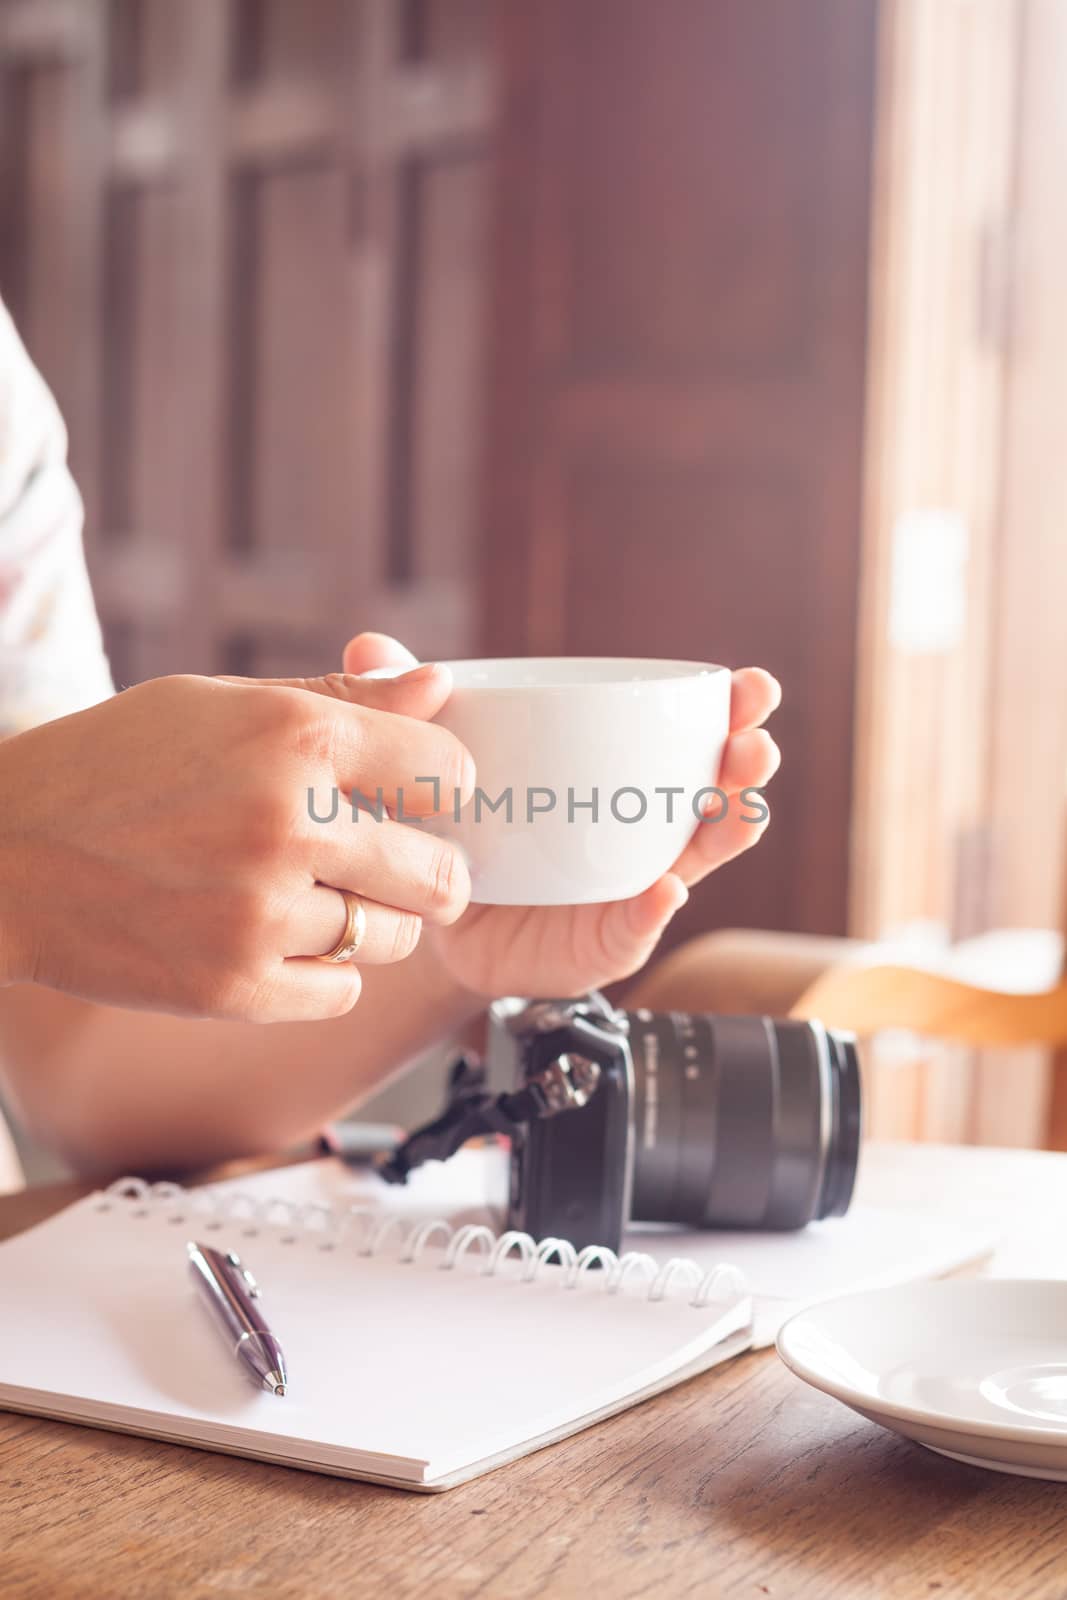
top-left (3, 1151), bottom-right (1067, 1600)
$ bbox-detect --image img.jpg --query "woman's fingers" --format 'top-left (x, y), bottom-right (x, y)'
top-left (671, 801), bottom-right (771, 887)
top-left (285, 883), bottom-right (423, 966)
top-left (617, 873), bottom-right (690, 946)
top-left (343, 632), bottom-right (419, 676)
top-left (307, 810), bottom-right (471, 926)
top-left (262, 959), bottom-right (364, 1023)
top-left (582, 875), bottom-right (690, 986)
top-left (224, 663), bottom-right (475, 818)
top-left (219, 661), bottom-right (452, 722)
top-left (729, 667), bottom-right (781, 733)
top-left (718, 727), bottom-right (781, 794)
top-left (322, 702), bottom-right (474, 818)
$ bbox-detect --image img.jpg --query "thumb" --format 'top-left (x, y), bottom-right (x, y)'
top-left (343, 632), bottom-right (419, 677)
top-left (217, 661), bottom-right (454, 722)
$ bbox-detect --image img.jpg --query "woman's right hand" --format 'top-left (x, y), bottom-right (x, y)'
top-left (0, 666), bottom-right (473, 1020)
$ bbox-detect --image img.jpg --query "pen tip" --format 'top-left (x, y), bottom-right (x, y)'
top-left (274, 1383), bottom-right (286, 1396)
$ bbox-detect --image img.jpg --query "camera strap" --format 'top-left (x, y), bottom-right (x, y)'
top-left (377, 1055), bottom-right (534, 1185)
top-left (377, 1043), bottom-right (606, 1187)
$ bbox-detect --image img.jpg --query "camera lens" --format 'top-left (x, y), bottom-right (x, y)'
top-left (627, 1011), bottom-right (861, 1229)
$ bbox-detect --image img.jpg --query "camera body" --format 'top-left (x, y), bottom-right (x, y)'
top-left (487, 997), bottom-right (636, 1254)
top-left (487, 994), bottom-right (862, 1254)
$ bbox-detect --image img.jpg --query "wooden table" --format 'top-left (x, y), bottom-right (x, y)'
top-left (2, 1143), bottom-right (1067, 1600)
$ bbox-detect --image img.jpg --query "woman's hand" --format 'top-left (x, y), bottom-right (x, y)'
top-left (342, 633), bottom-right (781, 999)
top-left (0, 667), bottom-right (475, 1020)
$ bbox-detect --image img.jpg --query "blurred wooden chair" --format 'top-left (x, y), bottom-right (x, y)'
top-left (627, 927), bottom-right (1067, 1145)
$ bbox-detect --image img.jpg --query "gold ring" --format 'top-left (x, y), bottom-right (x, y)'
top-left (317, 889), bottom-right (368, 963)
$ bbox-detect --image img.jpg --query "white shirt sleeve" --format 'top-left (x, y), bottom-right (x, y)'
top-left (0, 298), bottom-right (114, 734)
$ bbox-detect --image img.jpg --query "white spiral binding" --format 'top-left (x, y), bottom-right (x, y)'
top-left (97, 1177), bottom-right (746, 1311)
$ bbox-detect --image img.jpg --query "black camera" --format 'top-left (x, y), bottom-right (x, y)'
top-left (380, 993), bottom-right (862, 1254)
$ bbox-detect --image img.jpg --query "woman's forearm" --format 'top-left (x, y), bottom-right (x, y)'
top-left (0, 940), bottom-right (484, 1175)
top-left (0, 746), bottom-right (35, 989)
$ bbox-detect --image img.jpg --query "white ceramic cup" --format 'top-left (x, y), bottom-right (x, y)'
top-left (374, 657), bottom-right (731, 906)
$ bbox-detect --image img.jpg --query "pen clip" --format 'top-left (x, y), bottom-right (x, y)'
top-left (225, 1249), bottom-right (261, 1298)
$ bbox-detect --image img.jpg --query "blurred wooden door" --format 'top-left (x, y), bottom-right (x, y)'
top-left (0, 0), bottom-right (494, 683)
top-left (483, 0), bottom-right (879, 943)
top-left (846, 0), bottom-right (1067, 1147)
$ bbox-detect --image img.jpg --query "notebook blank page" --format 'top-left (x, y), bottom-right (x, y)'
top-left (0, 1195), bottom-right (747, 1485)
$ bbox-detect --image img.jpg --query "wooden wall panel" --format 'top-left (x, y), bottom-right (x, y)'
top-left (232, 0), bottom-right (346, 86)
top-left (235, 167), bottom-right (352, 565)
top-left (15, 66), bottom-right (76, 399)
top-left (101, 184), bottom-right (185, 548)
top-left (484, 0), bottom-right (879, 942)
top-left (558, 4), bottom-right (821, 375)
top-left (405, 0), bottom-right (489, 67)
top-left (407, 152), bottom-right (489, 588)
top-left (108, 0), bottom-right (185, 99)
top-left (0, 0), bottom-right (495, 687)
top-left (563, 460), bottom-right (814, 934)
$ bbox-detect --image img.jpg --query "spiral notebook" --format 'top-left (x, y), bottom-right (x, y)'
top-left (223, 1149), bottom-right (1001, 1346)
top-left (0, 1175), bottom-right (752, 1491)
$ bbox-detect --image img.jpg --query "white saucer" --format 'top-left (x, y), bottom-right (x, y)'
top-left (777, 1279), bottom-right (1067, 1481)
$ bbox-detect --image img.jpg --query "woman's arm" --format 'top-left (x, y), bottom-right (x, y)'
top-left (0, 939), bottom-right (482, 1175)
top-left (0, 649), bottom-right (781, 1178)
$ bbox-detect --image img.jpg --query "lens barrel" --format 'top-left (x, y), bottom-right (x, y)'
top-left (628, 1011), bottom-right (861, 1230)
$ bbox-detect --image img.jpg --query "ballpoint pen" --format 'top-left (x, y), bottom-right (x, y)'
top-left (187, 1241), bottom-right (288, 1396)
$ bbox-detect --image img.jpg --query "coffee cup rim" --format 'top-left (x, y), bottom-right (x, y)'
top-left (364, 657), bottom-right (727, 692)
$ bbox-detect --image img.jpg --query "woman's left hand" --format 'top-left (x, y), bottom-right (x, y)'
top-left (342, 633), bottom-right (780, 998)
